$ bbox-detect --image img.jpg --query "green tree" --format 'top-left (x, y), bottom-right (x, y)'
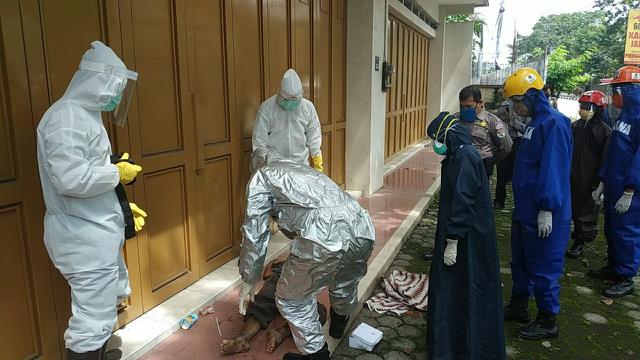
top-left (511, 10), bottom-right (621, 82)
top-left (546, 46), bottom-right (593, 94)
top-left (593, 0), bottom-right (640, 75)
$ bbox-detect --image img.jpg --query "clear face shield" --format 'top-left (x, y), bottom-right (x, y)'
top-left (606, 85), bottom-right (623, 121)
top-left (79, 60), bottom-right (138, 126)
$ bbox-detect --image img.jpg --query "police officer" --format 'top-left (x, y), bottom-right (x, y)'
top-left (457, 85), bottom-right (513, 178)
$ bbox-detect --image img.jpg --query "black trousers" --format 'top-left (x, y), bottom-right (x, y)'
top-left (482, 157), bottom-right (495, 179)
top-left (495, 138), bottom-right (520, 206)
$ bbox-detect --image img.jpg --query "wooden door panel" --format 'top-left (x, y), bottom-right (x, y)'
top-left (199, 156), bottom-right (236, 273)
top-left (1, 206), bottom-right (40, 359)
top-left (124, 0), bottom-right (199, 310)
top-left (385, 16), bottom-right (429, 160)
top-left (144, 168), bottom-right (190, 290)
top-left (293, 0), bottom-right (312, 99)
top-left (192, 0), bottom-right (229, 145)
top-left (315, 0), bottom-right (330, 126)
top-left (38, 0), bottom-right (104, 102)
top-left (0, 1), bottom-right (62, 357)
top-left (132, 0), bottom-right (183, 155)
top-left (231, 0), bottom-right (264, 140)
top-left (331, 0), bottom-right (345, 126)
top-left (264, 0), bottom-right (290, 95)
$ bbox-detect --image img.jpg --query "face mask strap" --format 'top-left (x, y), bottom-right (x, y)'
top-left (440, 116), bottom-right (457, 144)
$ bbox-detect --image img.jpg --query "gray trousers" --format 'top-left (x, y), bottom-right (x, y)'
top-left (275, 237), bottom-right (373, 354)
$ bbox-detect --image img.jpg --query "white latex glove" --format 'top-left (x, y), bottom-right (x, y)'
top-left (537, 210), bottom-right (553, 238)
top-left (238, 281), bottom-right (256, 315)
top-left (592, 182), bottom-right (604, 206)
top-left (615, 191), bottom-right (634, 215)
top-left (443, 239), bottom-right (458, 266)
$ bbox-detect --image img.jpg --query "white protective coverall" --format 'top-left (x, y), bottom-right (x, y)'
top-left (252, 69), bottom-right (323, 167)
top-left (239, 149), bottom-right (376, 354)
top-left (36, 41), bottom-right (132, 353)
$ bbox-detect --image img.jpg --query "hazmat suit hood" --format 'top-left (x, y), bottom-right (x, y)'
top-left (63, 41), bottom-right (129, 111)
top-left (279, 69), bottom-right (304, 99)
top-left (522, 88), bottom-right (554, 118)
top-left (427, 112), bottom-right (473, 155)
top-left (620, 83), bottom-right (640, 120)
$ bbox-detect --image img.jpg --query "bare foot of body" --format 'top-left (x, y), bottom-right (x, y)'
top-left (266, 327), bottom-right (291, 353)
top-left (265, 315), bottom-right (291, 353)
top-left (220, 336), bottom-right (251, 354)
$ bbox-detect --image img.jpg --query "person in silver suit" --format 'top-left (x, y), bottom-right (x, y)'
top-left (238, 148), bottom-right (375, 360)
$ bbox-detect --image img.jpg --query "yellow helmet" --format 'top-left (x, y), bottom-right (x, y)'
top-left (503, 67), bottom-right (544, 98)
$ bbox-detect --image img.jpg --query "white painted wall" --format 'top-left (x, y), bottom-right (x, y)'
top-left (345, 0), bottom-right (476, 195)
top-left (345, 0), bottom-right (387, 195)
top-left (426, 5), bottom-right (474, 121)
top-left (441, 21), bottom-right (474, 113)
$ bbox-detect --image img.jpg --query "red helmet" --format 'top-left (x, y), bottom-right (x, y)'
top-left (611, 65), bottom-right (640, 84)
top-left (578, 90), bottom-right (607, 108)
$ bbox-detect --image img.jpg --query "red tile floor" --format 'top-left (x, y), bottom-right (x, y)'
top-left (140, 147), bottom-right (441, 360)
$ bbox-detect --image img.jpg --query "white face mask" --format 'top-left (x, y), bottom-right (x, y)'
top-left (579, 109), bottom-right (594, 121)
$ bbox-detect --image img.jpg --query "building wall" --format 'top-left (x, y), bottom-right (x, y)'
top-left (441, 21), bottom-right (474, 113)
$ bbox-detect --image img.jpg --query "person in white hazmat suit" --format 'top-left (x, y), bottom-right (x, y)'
top-left (238, 148), bottom-right (376, 360)
top-left (36, 41), bottom-right (147, 360)
top-left (252, 69), bottom-right (324, 172)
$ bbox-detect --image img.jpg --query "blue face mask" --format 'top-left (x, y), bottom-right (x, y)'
top-left (102, 92), bottom-right (123, 112)
top-left (459, 106), bottom-right (477, 122)
top-left (278, 98), bottom-right (301, 111)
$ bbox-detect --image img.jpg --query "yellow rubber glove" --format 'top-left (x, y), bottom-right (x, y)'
top-left (129, 203), bottom-right (148, 232)
top-left (116, 153), bottom-right (142, 185)
top-left (311, 154), bottom-right (324, 172)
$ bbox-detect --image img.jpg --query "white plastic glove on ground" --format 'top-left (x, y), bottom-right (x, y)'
top-left (592, 182), bottom-right (605, 206)
top-left (537, 210), bottom-right (553, 238)
top-left (615, 191), bottom-right (634, 215)
top-left (238, 281), bottom-right (256, 315)
top-left (443, 239), bottom-right (458, 266)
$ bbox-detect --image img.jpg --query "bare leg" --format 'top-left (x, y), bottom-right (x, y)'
top-left (265, 314), bottom-right (292, 353)
top-left (220, 316), bottom-right (262, 354)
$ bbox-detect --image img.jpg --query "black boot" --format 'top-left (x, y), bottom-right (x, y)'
top-left (587, 264), bottom-right (617, 280)
top-left (518, 310), bottom-right (559, 340)
top-left (504, 294), bottom-right (529, 323)
top-left (565, 240), bottom-right (585, 259)
top-left (603, 278), bottom-right (635, 298)
top-left (67, 348), bottom-right (101, 360)
top-left (283, 342), bottom-right (330, 360)
top-left (329, 307), bottom-right (350, 338)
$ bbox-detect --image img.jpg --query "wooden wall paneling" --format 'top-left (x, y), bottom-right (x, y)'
top-left (0, 1), bottom-right (62, 357)
top-left (264, 0), bottom-right (291, 95)
top-left (292, 0), bottom-right (312, 99)
top-left (187, 0), bottom-right (239, 276)
top-left (121, 0), bottom-right (200, 310)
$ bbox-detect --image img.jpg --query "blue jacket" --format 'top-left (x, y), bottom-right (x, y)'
top-left (513, 90), bottom-right (573, 224)
top-left (600, 84), bottom-right (640, 210)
